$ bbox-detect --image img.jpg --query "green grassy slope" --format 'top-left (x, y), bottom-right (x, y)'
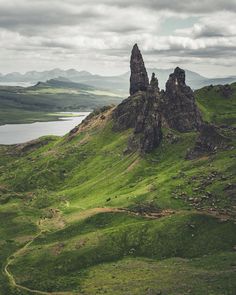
top-left (195, 82), bottom-right (236, 126)
top-left (0, 80), bottom-right (122, 125)
top-left (0, 90), bottom-right (235, 294)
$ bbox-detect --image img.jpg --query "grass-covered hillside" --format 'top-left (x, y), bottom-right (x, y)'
top-left (0, 79), bottom-right (122, 125)
top-left (0, 84), bottom-right (235, 295)
top-left (195, 82), bottom-right (236, 127)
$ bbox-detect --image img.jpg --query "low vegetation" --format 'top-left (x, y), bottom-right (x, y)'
top-left (0, 83), bottom-right (235, 294)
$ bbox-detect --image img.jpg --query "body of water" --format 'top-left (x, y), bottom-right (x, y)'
top-left (0, 112), bottom-right (90, 145)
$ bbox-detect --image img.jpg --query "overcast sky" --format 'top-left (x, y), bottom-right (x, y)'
top-left (0, 0), bottom-right (236, 77)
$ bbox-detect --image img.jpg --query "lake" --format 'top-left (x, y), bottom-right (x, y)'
top-left (0, 112), bottom-right (90, 145)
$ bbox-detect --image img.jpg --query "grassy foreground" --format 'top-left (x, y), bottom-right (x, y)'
top-left (0, 85), bottom-right (235, 294)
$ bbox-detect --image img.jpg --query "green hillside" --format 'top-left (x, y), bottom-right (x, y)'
top-left (0, 80), bottom-right (122, 125)
top-left (0, 87), bottom-right (236, 295)
top-left (195, 82), bottom-right (236, 126)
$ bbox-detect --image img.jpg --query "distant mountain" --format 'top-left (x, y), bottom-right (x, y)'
top-left (0, 68), bottom-right (235, 93)
top-left (0, 69), bottom-right (92, 83)
top-left (147, 69), bottom-right (236, 90)
top-left (31, 78), bottom-right (95, 91)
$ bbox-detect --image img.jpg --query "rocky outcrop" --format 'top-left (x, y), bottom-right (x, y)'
top-left (113, 46), bottom-right (162, 154)
top-left (113, 45), bottom-right (205, 155)
top-left (150, 73), bottom-right (160, 92)
top-left (186, 123), bottom-right (231, 159)
top-left (15, 137), bottom-right (55, 154)
top-left (112, 93), bottom-right (145, 132)
top-left (129, 44), bottom-right (149, 95)
top-left (127, 86), bottom-right (162, 154)
top-left (113, 85), bottom-right (162, 154)
top-left (161, 67), bottom-right (202, 132)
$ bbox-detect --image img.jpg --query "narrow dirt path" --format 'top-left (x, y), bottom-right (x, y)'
top-left (4, 229), bottom-right (74, 295)
top-left (67, 206), bottom-right (175, 223)
top-left (4, 206), bottom-right (174, 295)
top-left (4, 205), bottom-right (232, 295)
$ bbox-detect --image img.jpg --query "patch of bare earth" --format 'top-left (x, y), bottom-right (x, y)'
top-left (127, 158), bottom-right (140, 172)
top-left (67, 107), bottom-right (115, 140)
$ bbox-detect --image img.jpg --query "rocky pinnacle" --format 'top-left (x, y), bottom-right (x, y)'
top-left (129, 44), bottom-right (149, 95)
top-left (161, 67), bottom-right (203, 132)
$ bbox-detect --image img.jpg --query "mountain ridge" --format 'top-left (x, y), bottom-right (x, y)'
top-left (1, 67), bottom-right (235, 92)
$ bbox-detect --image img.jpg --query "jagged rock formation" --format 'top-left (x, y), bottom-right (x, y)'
top-left (113, 85), bottom-right (162, 154)
top-left (150, 73), bottom-right (160, 92)
top-left (113, 44), bottom-right (162, 154)
top-left (186, 123), bottom-right (231, 159)
top-left (129, 44), bottom-right (149, 95)
top-left (113, 44), bottom-right (205, 154)
top-left (161, 67), bottom-right (202, 132)
top-left (126, 87), bottom-right (162, 154)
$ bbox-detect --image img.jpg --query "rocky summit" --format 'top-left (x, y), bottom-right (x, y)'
top-left (129, 43), bottom-right (149, 95)
top-left (161, 67), bottom-right (203, 132)
top-left (113, 44), bottom-right (203, 154)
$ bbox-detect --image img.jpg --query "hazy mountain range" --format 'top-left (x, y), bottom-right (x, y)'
top-left (0, 68), bottom-right (235, 93)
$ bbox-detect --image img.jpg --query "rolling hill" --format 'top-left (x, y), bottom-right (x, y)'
top-left (0, 45), bottom-right (235, 295)
top-left (0, 79), bottom-right (123, 125)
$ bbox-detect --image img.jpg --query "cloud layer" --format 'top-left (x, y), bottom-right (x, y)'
top-left (0, 0), bottom-right (235, 77)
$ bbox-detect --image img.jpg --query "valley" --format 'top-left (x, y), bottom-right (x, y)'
top-left (0, 79), bottom-right (122, 125)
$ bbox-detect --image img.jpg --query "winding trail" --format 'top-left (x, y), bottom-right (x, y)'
top-left (4, 230), bottom-right (72, 295)
top-left (3, 206), bottom-right (233, 295)
top-left (4, 230), bottom-right (73, 295)
top-left (4, 206), bottom-right (172, 295)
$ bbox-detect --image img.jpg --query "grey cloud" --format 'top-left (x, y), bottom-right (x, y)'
top-left (53, 0), bottom-right (236, 13)
top-left (194, 26), bottom-right (231, 38)
top-left (0, 9), bottom-right (100, 30)
top-left (146, 46), bottom-right (236, 59)
top-left (0, 0), bottom-right (235, 33)
top-left (0, 0), bottom-right (235, 77)
top-left (187, 23), bottom-right (236, 39)
top-left (40, 40), bottom-right (77, 50)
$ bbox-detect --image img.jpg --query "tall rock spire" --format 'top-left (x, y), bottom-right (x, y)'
top-left (129, 44), bottom-right (149, 96)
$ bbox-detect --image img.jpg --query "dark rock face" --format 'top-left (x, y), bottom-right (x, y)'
top-left (161, 67), bottom-right (202, 132)
top-left (186, 123), bottom-right (231, 159)
top-left (128, 87), bottom-right (162, 154)
top-left (16, 137), bottom-right (54, 154)
top-left (218, 84), bottom-right (233, 98)
top-left (113, 86), bottom-right (162, 154)
top-left (150, 73), bottom-right (159, 92)
top-left (112, 94), bottom-right (145, 132)
top-left (129, 44), bottom-right (149, 95)
top-left (113, 45), bottom-right (205, 155)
